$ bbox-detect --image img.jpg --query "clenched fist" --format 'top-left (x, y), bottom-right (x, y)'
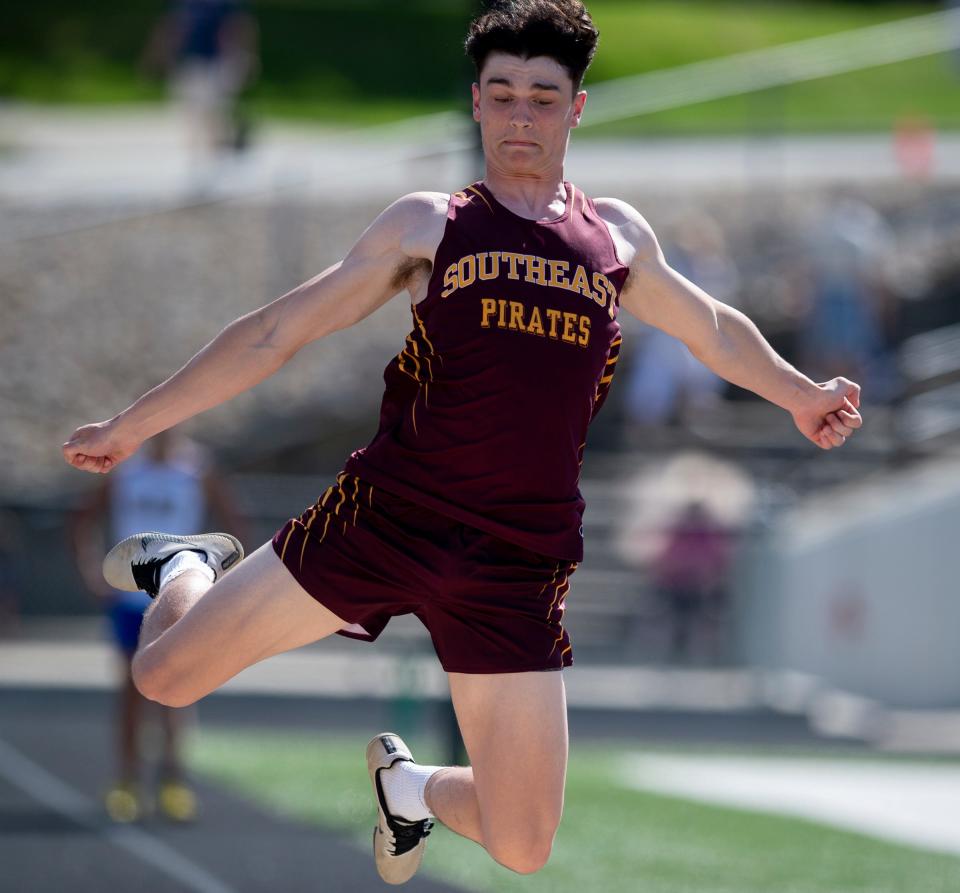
top-left (792, 377), bottom-right (863, 450)
top-left (62, 419), bottom-right (143, 474)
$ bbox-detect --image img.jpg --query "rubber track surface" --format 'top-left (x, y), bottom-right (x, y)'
top-left (0, 689), bottom-right (470, 893)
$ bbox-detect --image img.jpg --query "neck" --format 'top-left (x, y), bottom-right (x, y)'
top-left (482, 165), bottom-right (567, 221)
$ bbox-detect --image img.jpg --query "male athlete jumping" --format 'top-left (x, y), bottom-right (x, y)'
top-left (63, 0), bottom-right (862, 884)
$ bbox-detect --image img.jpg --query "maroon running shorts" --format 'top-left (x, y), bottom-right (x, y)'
top-left (271, 472), bottom-right (577, 673)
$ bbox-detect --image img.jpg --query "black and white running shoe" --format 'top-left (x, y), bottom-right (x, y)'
top-left (367, 732), bottom-right (433, 885)
top-left (102, 532), bottom-right (244, 598)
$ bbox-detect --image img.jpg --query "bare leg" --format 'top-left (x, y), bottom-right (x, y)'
top-left (132, 542), bottom-right (348, 707)
top-left (117, 659), bottom-right (145, 782)
top-left (156, 701), bottom-right (199, 822)
top-left (423, 767), bottom-right (481, 843)
top-left (159, 705), bottom-right (188, 779)
top-left (104, 657), bottom-right (153, 822)
top-left (139, 570), bottom-right (212, 652)
top-left (423, 671), bottom-right (568, 874)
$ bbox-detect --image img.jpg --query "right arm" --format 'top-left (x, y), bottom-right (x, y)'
top-left (63, 192), bottom-right (446, 473)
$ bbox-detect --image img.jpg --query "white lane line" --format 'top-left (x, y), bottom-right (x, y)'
top-left (623, 753), bottom-right (960, 857)
top-left (0, 737), bottom-right (237, 893)
top-left (583, 10), bottom-right (960, 126)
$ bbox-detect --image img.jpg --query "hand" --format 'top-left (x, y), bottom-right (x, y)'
top-left (792, 377), bottom-right (863, 450)
top-left (62, 419), bottom-right (142, 474)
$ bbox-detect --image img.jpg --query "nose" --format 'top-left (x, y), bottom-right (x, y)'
top-left (510, 102), bottom-right (533, 128)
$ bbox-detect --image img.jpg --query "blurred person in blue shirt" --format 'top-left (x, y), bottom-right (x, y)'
top-left (71, 430), bottom-right (245, 823)
top-left (623, 209), bottom-right (741, 429)
top-left (800, 195), bottom-right (896, 401)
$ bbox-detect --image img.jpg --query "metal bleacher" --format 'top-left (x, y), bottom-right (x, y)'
top-left (895, 322), bottom-right (960, 449)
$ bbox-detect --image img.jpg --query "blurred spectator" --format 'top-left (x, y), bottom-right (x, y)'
top-left (616, 453), bottom-right (754, 663)
top-left (623, 210), bottom-right (741, 430)
top-left (893, 114), bottom-right (936, 180)
top-left (71, 430), bottom-right (246, 824)
top-left (651, 501), bottom-right (735, 663)
top-left (143, 0), bottom-right (260, 160)
top-left (799, 195), bottom-right (897, 400)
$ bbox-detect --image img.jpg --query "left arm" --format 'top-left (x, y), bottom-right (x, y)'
top-left (598, 198), bottom-right (862, 450)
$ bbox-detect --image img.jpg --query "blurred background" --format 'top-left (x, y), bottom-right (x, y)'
top-left (2, 1), bottom-right (960, 891)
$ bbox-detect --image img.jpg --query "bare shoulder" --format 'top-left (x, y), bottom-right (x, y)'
top-left (593, 197), bottom-right (661, 266)
top-left (387, 190), bottom-right (450, 225)
top-left (380, 191), bottom-right (450, 261)
top-left (344, 189), bottom-right (448, 282)
top-left (359, 191), bottom-right (449, 296)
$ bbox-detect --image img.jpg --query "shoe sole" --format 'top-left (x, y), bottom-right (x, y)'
top-left (102, 532), bottom-right (243, 592)
top-left (366, 732), bottom-right (426, 886)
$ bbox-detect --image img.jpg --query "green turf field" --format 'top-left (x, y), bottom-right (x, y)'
top-left (4, 2), bottom-right (958, 133)
top-left (190, 730), bottom-right (960, 893)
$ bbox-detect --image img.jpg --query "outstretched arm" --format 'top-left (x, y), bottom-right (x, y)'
top-left (600, 199), bottom-right (862, 450)
top-left (63, 192), bottom-right (445, 473)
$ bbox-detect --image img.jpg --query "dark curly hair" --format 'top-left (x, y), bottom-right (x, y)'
top-left (465, 0), bottom-right (600, 91)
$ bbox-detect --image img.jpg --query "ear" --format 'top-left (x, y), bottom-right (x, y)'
top-left (571, 90), bottom-right (587, 128)
top-left (472, 82), bottom-right (482, 123)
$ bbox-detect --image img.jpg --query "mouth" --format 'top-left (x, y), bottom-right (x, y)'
top-left (502, 139), bottom-right (538, 148)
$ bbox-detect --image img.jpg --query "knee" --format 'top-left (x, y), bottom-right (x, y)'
top-left (130, 650), bottom-right (169, 704)
top-left (486, 826), bottom-right (557, 875)
top-left (131, 649), bottom-right (195, 708)
top-left (130, 649), bottom-right (157, 699)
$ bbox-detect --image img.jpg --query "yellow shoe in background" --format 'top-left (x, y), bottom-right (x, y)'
top-left (105, 782), bottom-right (141, 823)
top-left (157, 779), bottom-right (198, 823)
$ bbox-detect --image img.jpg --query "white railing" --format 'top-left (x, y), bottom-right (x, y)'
top-left (581, 9), bottom-right (960, 126)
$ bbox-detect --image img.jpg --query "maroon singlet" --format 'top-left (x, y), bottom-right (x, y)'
top-left (344, 181), bottom-right (629, 561)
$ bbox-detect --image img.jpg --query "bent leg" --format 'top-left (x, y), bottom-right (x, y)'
top-left (426, 670), bottom-right (568, 874)
top-left (133, 542), bottom-right (347, 706)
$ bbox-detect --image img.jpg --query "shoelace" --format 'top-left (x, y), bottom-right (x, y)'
top-left (389, 818), bottom-right (434, 857)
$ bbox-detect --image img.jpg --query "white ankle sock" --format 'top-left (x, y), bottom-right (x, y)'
top-left (380, 760), bottom-right (441, 822)
top-left (159, 550), bottom-right (214, 591)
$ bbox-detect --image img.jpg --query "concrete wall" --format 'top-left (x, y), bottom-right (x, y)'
top-left (737, 459), bottom-right (960, 708)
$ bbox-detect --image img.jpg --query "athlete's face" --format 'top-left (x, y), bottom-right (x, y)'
top-left (472, 53), bottom-right (587, 177)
